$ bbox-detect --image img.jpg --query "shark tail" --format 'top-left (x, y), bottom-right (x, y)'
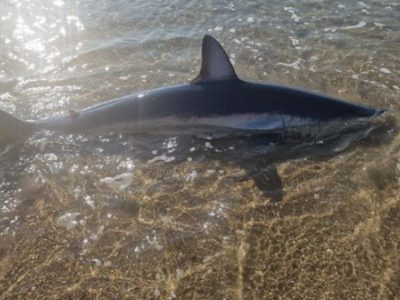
top-left (0, 109), bottom-right (36, 142)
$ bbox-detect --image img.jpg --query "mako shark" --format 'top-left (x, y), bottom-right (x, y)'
top-left (0, 35), bottom-right (385, 142)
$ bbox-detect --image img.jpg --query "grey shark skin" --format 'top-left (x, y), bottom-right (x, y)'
top-left (0, 35), bottom-right (385, 141)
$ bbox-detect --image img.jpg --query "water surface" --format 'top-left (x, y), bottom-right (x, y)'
top-left (0, 0), bottom-right (400, 299)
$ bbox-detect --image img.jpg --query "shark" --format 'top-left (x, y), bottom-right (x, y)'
top-left (0, 35), bottom-right (385, 142)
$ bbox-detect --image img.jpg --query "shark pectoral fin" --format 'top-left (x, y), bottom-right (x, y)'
top-left (191, 35), bottom-right (240, 84)
top-left (251, 166), bottom-right (283, 202)
top-left (68, 110), bottom-right (80, 119)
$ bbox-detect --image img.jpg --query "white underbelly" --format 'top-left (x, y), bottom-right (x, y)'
top-left (81, 113), bottom-right (365, 140)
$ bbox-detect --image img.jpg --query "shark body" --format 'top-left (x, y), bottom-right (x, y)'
top-left (0, 35), bottom-right (385, 141)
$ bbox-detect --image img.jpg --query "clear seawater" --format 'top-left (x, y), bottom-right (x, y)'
top-left (0, 0), bottom-right (399, 299)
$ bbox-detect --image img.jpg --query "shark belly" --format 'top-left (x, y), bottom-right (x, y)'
top-left (81, 113), bottom-right (316, 137)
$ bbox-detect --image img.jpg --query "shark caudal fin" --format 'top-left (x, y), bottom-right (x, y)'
top-left (0, 109), bottom-right (35, 141)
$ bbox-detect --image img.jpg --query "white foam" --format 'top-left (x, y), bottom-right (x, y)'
top-left (291, 13), bottom-right (300, 22)
top-left (380, 68), bottom-right (391, 74)
top-left (186, 170), bottom-right (198, 181)
top-left (56, 212), bottom-right (82, 230)
top-left (277, 58), bottom-right (303, 69)
top-left (289, 37), bottom-right (299, 46)
top-left (147, 155), bottom-right (175, 164)
top-left (53, 0), bottom-right (64, 7)
top-left (341, 21), bottom-right (367, 30)
top-left (100, 172), bottom-right (133, 190)
top-left (84, 195), bottom-right (95, 210)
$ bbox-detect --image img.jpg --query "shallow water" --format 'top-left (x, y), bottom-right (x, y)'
top-left (0, 0), bottom-right (400, 299)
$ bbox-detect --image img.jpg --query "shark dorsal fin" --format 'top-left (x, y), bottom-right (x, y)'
top-left (191, 35), bottom-right (239, 84)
